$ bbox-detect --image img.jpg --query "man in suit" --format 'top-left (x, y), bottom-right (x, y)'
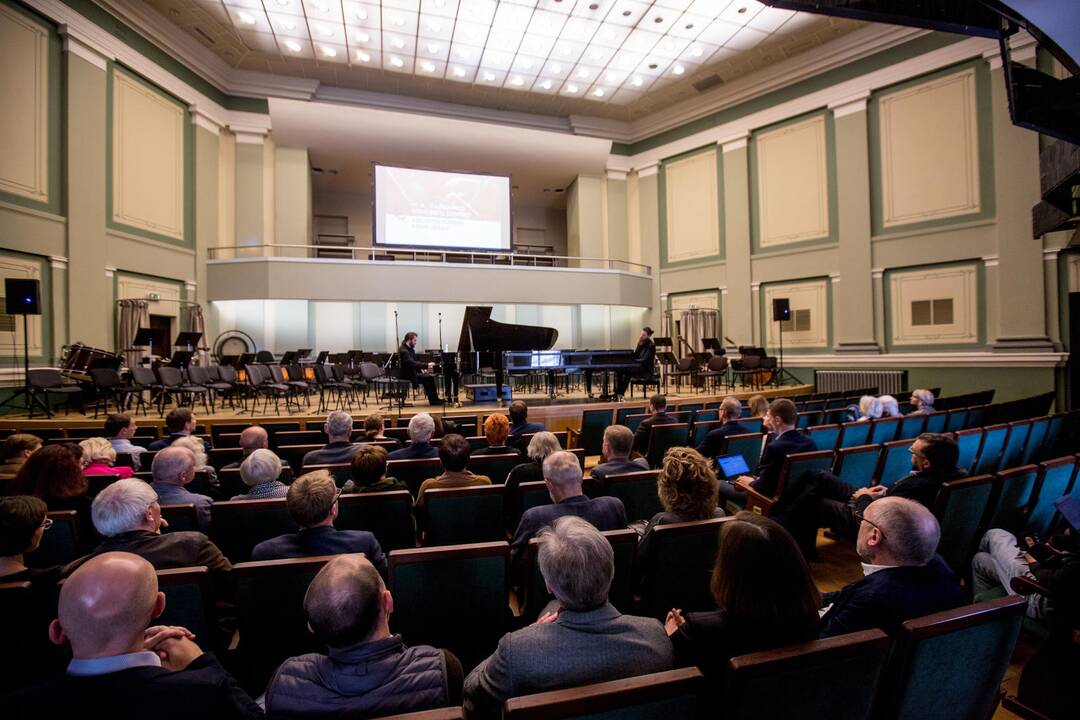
top-left (506, 400), bottom-right (545, 449)
top-left (105, 413), bottom-right (147, 470)
top-left (301, 411), bottom-right (363, 468)
top-left (465, 516), bottom-right (672, 719)
top-left (149, 446), bottom-right (213, 531)
top-left (818, 497), bottom-right (965, 638)
top-left (9, 552), bottom-right (262, 718)
top-left (631, 394), bottom-right (677, 455)
top-left (399, 331), bottom-right (442, 405)
top-left (695, 396), bottom-right (750, 459)
top-left (251, 470), bottom-right (386, 575)
top-left (585, 425), bottom-right (649, 496)
top-left (220, 426), bottom-right (268, 471)
top-left (388, 413), bottom-right (438, 460)
top-left (510, 451), bottom-right (627, 581)
top-left (266, 554), bottom-right (461, 718)
top-left (614, 327), bottom-right (656, 400)
top-left (723, 398), bottom-right (815, 506)
top-left (147, 408), bottom-right (208, 453)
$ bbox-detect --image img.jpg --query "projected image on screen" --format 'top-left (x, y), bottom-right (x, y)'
top-left (374, 164), bottom-right (512, 252)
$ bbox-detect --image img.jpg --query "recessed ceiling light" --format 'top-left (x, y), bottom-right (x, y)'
top-left (559, 45), bottom-right (572, 56)
top-left (422, 61), bottom-right (436, 72)
top-left (318, 25), bottom-right (334, 37)
top-left (284, 39), bottom-right (302, 52)
top-left (457, 48), bottom-right (471, 59)
top-left (312, 1), bottom-right (329, 13)
top-left (672, 64), bottom-right (685, 75)
top-left (589, 2), bottom-right (599, 9)
top-left (392, 15), bottom-right (405, 27)
top-left (391, 56), bottom-right (404, 67)
top-left (356, 9), bottom-right (367, 21)
top-left (622, 9), bottom-right (631, 16)
top-left (321, 46), bottom-right (336, 57)
top-left (357, 50), bottom-right (370, 62)
top-left (653, 16), bottom-right (664, 24)
top-left (429, 20), bottom-right (442, 32)
top-left (522, 59), bottom-right (533, 70)
top-left (590, 50), bottom-right (603, 61)
top-left (577, 68), bottom-right (589, 78)
top-left (606, 71), bottom-right (618, 82)
top-left (453, 67), bottom-right (466, 77)
top-left (281, 19), bottom-right (295, 31)
top-left (738, 6), bottom-right (748, 13)
top-left (567, 84), bottom-right (579, 93)
top-left (648, 62), bottom-right (658, 69)
top-left (238, 11), bottom-right (255, 25)
top-left (593, 88), bottom-right (605, 97)
top-left (540, 79), bottom-right (552, 89)
top-left (427, 43), bottom-right (439, 53)
top-left (435, 0), bottom-right (446, 7)
top-left (632, 75), bottom-right (643, 86)
top-left (511, 77), bottom-right (524, 86)
top-left (551, 64), bottom-right (562, 74)
top-left (355, 31), bottom-right (369, 42)
top-left (483, 71), bottom-right (496, 81)
top-left (392, 37), bottom-right (405, 49)
top-left (685, 23), bottom-right (695, 30)
top-left (691, 46), bottom-right (703, 57)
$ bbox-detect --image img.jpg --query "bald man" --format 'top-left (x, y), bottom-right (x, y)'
top-left (7, 552), bottom-right (261, 718)
top-left (220, 426), bottom-right (270, 471)
top-left (818, 497), bottom-right (965, 638)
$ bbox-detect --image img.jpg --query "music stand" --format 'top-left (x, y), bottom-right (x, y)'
top-left (132, 328), bottom-right (159, 348)
top-left (280, 351), bottom-right (298, 365)
top-left (315, 351), bottom-right (329, 364)
top-left (702, 337), bottom-right (725, 355)
top-left (219, 355), bottom-right (240, 367)
top-left (174, 331), bottom-right (203, 351)
top-left (169, 350), bottom-right (194, 369)
top-left (239, 353), bottom-right (257, 366)
top-left (297, 348), bottom-right (312, 359)
top-left (653, 336), bottom-right (673, 348)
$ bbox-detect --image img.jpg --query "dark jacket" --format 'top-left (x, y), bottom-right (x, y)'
top-left (507, 422), bottom-right (546, 449)
top-left (301, 441), bottom-right (363, 469)
top-left (65, 530), bottom-right (231, 577)
top-left (388, 442), bottom-right (439, 461)
top-left (855, 467), bottom-right (968, 512)
top-left (632, 411), bottom-right (678, 454)
top-left (511, 495), bottom-right (627, 580)
top-left (634, 338), bottom-right (656, 374)
top-left (398, 344), bottom-right (425, 384)
top-left (818, 555), bottom-right (966, 638)
top-left (471, 444), bottom-right (523, 458)
top-left (266, 636), bottom-right (458, 720)
top-left (251, 525), bottom-right (386, 575)
top-left (5, 652), bottom-right (262, 719)
top-left (695, 421), bottom-right (751, 459)
top-left (148, 433), bottom-right (211, 453)
top-left (750, 429), bottom-right (817, 497)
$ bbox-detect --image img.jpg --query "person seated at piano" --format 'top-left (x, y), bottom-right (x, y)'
top-left (632, 394), bottom-right (677, 456)
top-left (388, 413), bottom-right (439, 461)
top-left (695, 397), bottom-right (751, 460)
top-left (473, 414), bottom-right (523, 458)
top-left (506, 401), bottom-right (545, 450)
top-left (79, 437), bottom-right (134, 480)
top-left (614, 327), bottom-right (656, 400)
top-left (399, 332), bottom-right (443, 406)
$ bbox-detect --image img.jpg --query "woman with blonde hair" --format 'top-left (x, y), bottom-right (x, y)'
top-left (79, 437), bottom-right (133, 479)
top-left (638, 447), bottom-right (724, 557)
top-left (171, 434), bottom-right (219, 492)
top-left (858, 395), bottom-right (883, 421)
top-left (747, 395), bottom-right (769, 418)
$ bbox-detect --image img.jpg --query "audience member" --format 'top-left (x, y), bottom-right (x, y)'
top-left (910, 389), bottom-right (935, 414)
top-left (80, 437), bottom-right (134, 480)
top-left (507, 400), bottom-right (545, 449)
top-left (858, 395), bottom-right (883, 421)
top-left (878, 395), bottom-right (901, 418)
top-left (632, 394), bottom-right (677, 455)
top-left (586, 425), bottom-right (649, 495)
top-left (464, 517), bottom-right (671, 719)
top-left (695, 396), bottom-right (750, 459)
top-left (724, 399), bottom-right (815, 505)
top-left (251, 470), bottom-right (385, 574)
top-left (347, 445), bottom-right (409, 494)
top-left (148, 408), bottom-right (207, 452)
top-left (172, 435), bottom-right (219, 492)
top-left (784, 433), bottom-right (965, 558)
top-left (265, 554), bottom-right (461, 718)
top-left (666, 512), bottom-right (820, 681)
top-left (0, 432), bottom-right (41, 482)
top-left (510, 451), bottom-right (626, 578)
top-left (231, 449), bottom-right (288, 500)
top-left (220, 426), bottom-right (268, 471)
top-left (505, 431), bottom-right (561, 503)
top-left (105, 413), bottom-right (146, 470)
top-left (10, 443), bottom-right (90, 514)
top-left (818, 497), bottom-right (964, 638)
top-left (8, 552), bottom-right (261, 719)
top-left (0, 495), bottom-right (59, 586)
top-left (473, 413), bottom-right (520, 457)
top-left (388, 413), bottom-right (438, 460)
top-left (302, 411), bottom-right (362, 468)
top-left (747, 395), bottom-right (769, 418)
top-left (639, 448), bottom-right (724, 558)
top-left (362, 413), bottom-right (400, 448)
top-left (416, 434), bottom-right (491, 510)
top-left (149, 447), bottom-right (212, 531)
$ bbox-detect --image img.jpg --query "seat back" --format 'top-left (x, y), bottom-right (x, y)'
top-left (954, 428), bottom-right (984, 474)
top-left (973, 424), bottom-right (1009, 476)
top-left (603, 470), bottom-right (661, 523)
top-left (896, 414), bottom-right (928, 441)
top-left (1021, 416), bottom-right (1050, 465)
top-left (806, 424), bottom-right (841, 452)
top-left (754, 450), bottom-right (835, 513)
top-left (389, 542), bottom-right (509, 669)
top-left (1026, 457), bottom-right (1079, 537)
top-left (692, 420), bottom-right (723, 447)
top-left (694, 409), bottom-right (719, 425)
top-left (207, 447), bottom-right (244, 470)
top-left (725, 630), bottom-right (891, 720)
top-left (503, 667), bottom-right (704, 720)
top-left (28, 368), bottom-right (65, 388)
top-left (210, 498), bottom-right (298, 563)
top-left (615, 405), bottom-right (647, 426)
top-left (272, 430), bottom-right (325, 448)
top-left (876, 439), bottom-right (916, 487)
top-left (722, 433), bottom-right (766, 473)
top-left (1042, 413), bottom-right (1065, 457)
top-left (336, 491), bottom-right (415, 551)
top-left (998, 421), bottom-right (1032, 472)
top-left (944, 409), bottom-right (969, 433)
top-left (838, 421), bottom-right (872, 449)
top-left (156, 566), bottom-right (215, 644)
top-left (423, 485), bottom-right (505, 546)
top-left (516, 480), bottom-right (553, 523)
top-left (577, 408), bottom-right (614, 456)
top-left (623, 413), bottom-right (648, 433)
top-left (923, 411), bottom-right (949, 434)
top-left (877, 596), bottom-right (1025, 720)
top-left (388, 458), bottom-right (445, 497)
top-left (468, 453), bottom-right (524, 485)
top-left (833, 445), bottom-right (883, 491)
top-left (986, 466), bottom-right (1039, 534)
top-left (646, 423), bottom-right (690, 468)
top-left (869, 417), bottom-right (900, 444)
top-left (157, 366), bottom-right (183, 388)
top-left (640, 517), bottom-right (728, 618)
top-left (932, 475), bottom-right (996, 575)
top-left (160, 503), bottom-right (199, 533)
top-left (25, 510), bottom-right (81, 568)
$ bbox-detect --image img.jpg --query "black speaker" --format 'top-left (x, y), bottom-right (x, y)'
top-left (4, 278), bottom-right (41, 316)
top-left (772, 298), bottom-right (790, 322)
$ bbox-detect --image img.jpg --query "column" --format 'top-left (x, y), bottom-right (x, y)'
top-left (275, 146), bottom-right (311, 246)
top-left (983, 254), bottom-right (1000, 346)
top-left (871, 267), bottom-right (886, 349)
top-left (605, 170), bottom-right (629, 265)
top-left (1043, 248), bottom-right (1062, 349)
top-left (750, 281), bottom-right (762, 347)
top-left (191, 108), bottom-right (219, 307)
top-left (636, 163), bottom-right (661, 329)
top-left (233, 127), bottom-right (269, 247)
top-left (48, 255), bottom-right (68, 352)
top-left (722, 135), bottom-right (752, 350)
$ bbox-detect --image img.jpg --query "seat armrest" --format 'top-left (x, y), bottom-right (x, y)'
top-left (567, 427), bottom-right (581, 449)
top-left (742, 485), bottom-right (776, 515)
top-left (1010, 575), bottom-right (1052, 598)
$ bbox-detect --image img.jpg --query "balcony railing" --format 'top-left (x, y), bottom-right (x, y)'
top-left (207, 244), bottom-right (652, 275)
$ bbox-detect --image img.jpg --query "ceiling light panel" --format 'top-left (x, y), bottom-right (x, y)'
top-left (420, 0), bottom-right (459, 19)
top-left (592, 23), bottom-right (631, 49)
top-left (446, 64), bottom-right (477, 82)
top-left (228, 6), bottom-right (272, 33)
top-left (268, 12), bottom-right (308, 37)
top-left (383, 0), bottom-right (421, 9)
top-left (417, 40), bottom-right (449, 61)
top-left (343, 2), bottom-right (381, 27)
top-left (383, 33), bottom-right (417, 55)
top-left (570, 0), bottom-right (617, 18)
top-left (607, 0), bottom-right (652, 27)
top-left (353, 48), bottom-right (381, 65)
top-left (719, 1), bottom-right (763, 25)
top-left (536, 0), bottom-right (577, 15)
top-left (652, 34), bottom-right (690, 59)
top-left (385, 54), bottom-right (414, 72)
top-left (239, 30), bottom-right (280, 53)
top-left (479, 48), bottom-right (515, 71)
top-left (263, 0), bottom-right (303, 15)
top-left (318, 42), bottom-right (349, 62)
top-left (301, 0), bottom-right (343, 22)
top-left (747, 6), bottom-right (795, 33)
top-left (667, 12), bottom-right (711, 39)
top-left (462, 0), bottom-right (498, 25)
top-left (348, 27), bottom-right (382, 48)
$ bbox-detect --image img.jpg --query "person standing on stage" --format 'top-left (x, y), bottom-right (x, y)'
top-left (399, 332), bottom-right (443, 406)
top-left (615, 327), bottom-right (656, 400)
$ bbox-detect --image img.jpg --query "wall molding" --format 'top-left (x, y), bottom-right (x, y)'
top-left (782, 351), bottom-right (1065, 368)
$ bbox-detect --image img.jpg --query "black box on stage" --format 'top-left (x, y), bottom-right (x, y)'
top-left (772, 298), bottom-right (790, 322)
top-left (5, 278), bottom-right (41, 316)
top-left (465, 384), bottom-right (513, 403)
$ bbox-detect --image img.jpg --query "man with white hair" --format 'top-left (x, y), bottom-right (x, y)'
top-left (150, 446), bottom-right (212, 531)
top-left (818, 497), bottom-right (964, 638)
top-left (302, 411), bottom-right (363, 468)
top-left (510, 451), bottom-right (626, 579)
top-left (465, 516), bottom-right (671, 719)
top-left (388, 413), bottom-right (438, 460)
top-left (8, 552), bottom-right (260, 718)
top-left (231, 449), bottom-right (288, 500)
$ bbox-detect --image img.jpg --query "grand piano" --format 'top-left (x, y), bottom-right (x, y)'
top-left (457, 306), bottom-right (559, 402)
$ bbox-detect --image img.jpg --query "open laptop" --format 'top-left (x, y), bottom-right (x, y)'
top-left (715, 453), bottom-right (751, 481)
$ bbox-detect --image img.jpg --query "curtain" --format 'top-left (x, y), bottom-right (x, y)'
top-left (181, 303), bottom-right (209, 366)
top-left (117, 299), bottom-right (149, 369)
top-left (679, 308), bottom-right (719, 354)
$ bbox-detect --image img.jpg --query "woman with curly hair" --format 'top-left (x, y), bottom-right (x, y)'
top-left (8, 443), bottom-right (94, 542)
top-left (638, 447), bottom-right (724, 558)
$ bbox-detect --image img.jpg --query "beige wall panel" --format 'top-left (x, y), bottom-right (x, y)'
top-left (763, 280), bottom-right (828, 348)
top-left (0, 5), bottom-right (49, 203)
top-left (0, 254), bottom-right (43, 356)
top-left (669, 291), bottom-right (719, 312)
top-left (1068, 255), bottom-right (1080, 293)
top-left (879, 68), bottom-right (980, 227)
top-left (217, 131), bottom-right (236, 247)
top-left (112, 70), bottom-right (185, 239)
top-left (757, 116), bottom-right (829, 247)
top-left (665, 151), bottom-right (719, 263)
top-left (889, 264), bottom-right (977, 345)
top-left (116, 274), bottom-right (180, 320)
top-left (274, 146), bottom-right (310, 245)
top-left (627, 173), bottom-right (641, 265)
top-left (0, 205), bottom-right (65, 257)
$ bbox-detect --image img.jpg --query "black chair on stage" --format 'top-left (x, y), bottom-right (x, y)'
top-left (27, 369), bottom-right (83, 418)
top-left (89, 368), bottom-right (138, 418)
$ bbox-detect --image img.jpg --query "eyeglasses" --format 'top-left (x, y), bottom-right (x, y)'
top-left (908, 447), bottom-right (926, 460)
top-left (853, 509), bottom-right (885, 538)
top-left (41, 518), bottom-right (53, 531)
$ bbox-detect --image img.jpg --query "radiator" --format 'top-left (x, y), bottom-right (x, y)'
top-left (814, 369), bottom-right (908, 395)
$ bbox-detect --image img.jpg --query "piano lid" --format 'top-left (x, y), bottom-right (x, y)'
top-left (458, 306), bottom-right (559, 353)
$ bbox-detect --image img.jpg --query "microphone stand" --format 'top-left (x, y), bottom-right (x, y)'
top-left (437, 313), bottom-right (446, 418)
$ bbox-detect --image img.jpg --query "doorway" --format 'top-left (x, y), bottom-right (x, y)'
top-left (149, 314), bottom-right (173, 359)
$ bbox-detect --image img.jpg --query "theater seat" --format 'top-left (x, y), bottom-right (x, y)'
top-left (639, 517), bottom-right (729, 619)
top-left (503, 667), bottom-right (704, 720)
top-left (25, 510), bottom-right (81, 569)
top-left (602, 470), bottom-right (662, 523)
top-left (388, 458), bottom-right (445, 497)
top-left (422, 485), bottom-right (506, 546)
top-left (156, 566), bottom-right (216, 648)
top-left (985, 465), bottom-right (1039, 535)
top-left (337, 491), bottom-right (416, 551)
top-left (931, 475), bottom-right (996, 576)
top-left (210, 498), bottom-right (298, 563)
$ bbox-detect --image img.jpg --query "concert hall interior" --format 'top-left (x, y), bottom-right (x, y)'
top-left (0, 1), bottom-right (1078, 719)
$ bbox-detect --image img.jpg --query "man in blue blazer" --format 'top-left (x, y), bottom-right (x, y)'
top-left (695, 395), bottom-right (751, 459)
top-left (506, 400), bottom-right (546, 449)
top-left (723, 398), bottom-right (816, 505)
top-left (252, 470), bottom-right (386, 576)
top-left (819, 497), bottom-right (965, 638)
top-left (388, 413), bottom-right (438, 460)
